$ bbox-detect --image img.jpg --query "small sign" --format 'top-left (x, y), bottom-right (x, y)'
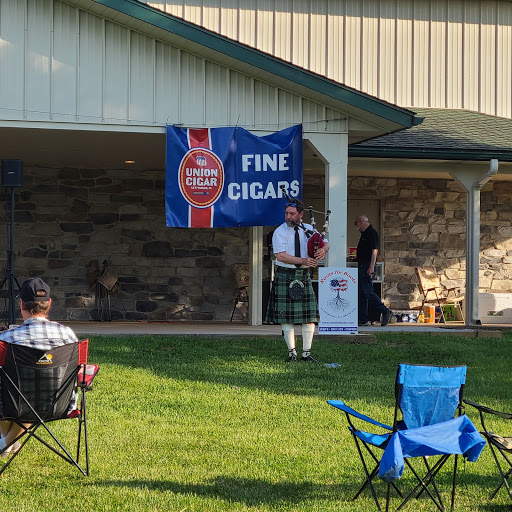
top-left (178, 148), bottom-right (224, 208)
top-left (318, 267), bottom-right (358, 334)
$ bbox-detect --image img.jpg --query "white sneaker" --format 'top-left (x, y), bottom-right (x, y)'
top-left (10, 441), bottom-right (21, 454)
top-left (0, 437), bottom-right (11, 458)
top-left (0, 438), bottom-right (20, 458)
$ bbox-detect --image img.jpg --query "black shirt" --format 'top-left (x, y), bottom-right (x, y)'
top-left (356, 224), bottom-right (379, 264)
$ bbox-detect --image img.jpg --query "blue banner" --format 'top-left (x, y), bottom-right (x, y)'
top-left (165, 124), bottom-right (302, 228)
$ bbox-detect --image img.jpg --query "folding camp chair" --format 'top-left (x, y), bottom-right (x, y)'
top-left (328, 364), bottom-right (486, 512)
top-left (415, 267), bottom-right (464, 323)
top-left (230, 263), bottom-right (249, 322)
top-left (0, 339), bottom-right (99, 476)
top-left (464, 399), bottom-right (512, 503)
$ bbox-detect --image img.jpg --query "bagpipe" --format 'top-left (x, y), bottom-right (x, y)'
top-left (279, 185), bottom-right (330, 258)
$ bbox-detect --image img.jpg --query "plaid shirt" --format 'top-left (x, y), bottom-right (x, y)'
top-left (0, 316), bottom-right (78, 350)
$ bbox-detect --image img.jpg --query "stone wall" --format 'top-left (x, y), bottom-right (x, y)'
top-left (348, 177), bottom-right (512, 310)
top-left (1, 168), bottom-right (511, 322)
top-left (0, 166), bottom-right (249, 322)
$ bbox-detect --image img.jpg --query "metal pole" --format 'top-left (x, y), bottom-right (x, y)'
top-left (450, 160), bottom-right (498, 327)
top-left (465, 187), bottom-right (480, 325)
top-left (7, 187), bottom-right (15, 325)
top-left (248, 226), bottom-right (263, 326)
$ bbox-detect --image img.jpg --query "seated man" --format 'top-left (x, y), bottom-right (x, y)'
top-left (0, 278), bottom-right (78, 457)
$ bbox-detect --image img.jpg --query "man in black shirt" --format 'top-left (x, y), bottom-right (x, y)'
top-left (355, 215), bottom-right (392, 326)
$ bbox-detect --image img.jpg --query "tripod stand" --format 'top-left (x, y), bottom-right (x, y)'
top-left (0, 187), bottom-right (20, 328)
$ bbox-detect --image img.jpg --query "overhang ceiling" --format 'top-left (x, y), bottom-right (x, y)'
top-left (0, 125), bottom-right (166, 170)
top-left (0, 124), bottom-right (319, 172)
top-left (2, 125), bottom-right (512, 183)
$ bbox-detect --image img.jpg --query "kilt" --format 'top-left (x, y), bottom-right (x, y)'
top-left (265, 267), bottom-right (320, 325)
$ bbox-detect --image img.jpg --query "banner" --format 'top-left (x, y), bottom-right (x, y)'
top-left (165, 124), bottom-right (302, 228)
top-left (318, 267), bottom-right (358, 334)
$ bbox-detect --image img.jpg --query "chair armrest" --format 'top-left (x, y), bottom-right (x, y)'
top-left (327, 400), bottom-right (393, 430)
top-left (78, 364), bottom-right (100, 390)
top-left (464, 399), bottom-right (512, 420)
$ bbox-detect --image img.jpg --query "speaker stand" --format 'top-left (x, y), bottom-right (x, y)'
top-left (0, 187), bottom-right (20, 329)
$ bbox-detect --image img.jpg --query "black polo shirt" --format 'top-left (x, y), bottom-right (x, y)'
top-left (356, 224), bottom-right (379, 264)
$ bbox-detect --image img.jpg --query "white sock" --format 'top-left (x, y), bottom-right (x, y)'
top-left (282, 324), bottom-right (296, 353)
top-left (301, 323), bottom-right (315, 357)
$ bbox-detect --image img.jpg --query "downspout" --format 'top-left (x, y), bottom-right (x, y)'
top-left (451, 159), bottom-right (499, 326)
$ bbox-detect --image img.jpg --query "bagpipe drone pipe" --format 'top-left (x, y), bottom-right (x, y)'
top-left (279, 185), bottom-right (330, 257)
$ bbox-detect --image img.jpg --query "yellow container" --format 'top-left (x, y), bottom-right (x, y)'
top-left (424, 305), bottom-right (435, 323)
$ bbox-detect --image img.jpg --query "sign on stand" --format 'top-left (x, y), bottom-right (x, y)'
top-left (318, 267), bottom-right (358, 334)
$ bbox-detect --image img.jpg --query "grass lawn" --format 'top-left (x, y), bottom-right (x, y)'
top-left (0, 330), bottom-right (511, 511)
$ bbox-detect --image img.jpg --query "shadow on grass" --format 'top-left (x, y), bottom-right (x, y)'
top-left (86, 332), bottom-right (512, 404)
top-left (481, 504), bottom-right (512, 511)
top-left (95, 476), bottom-right (349, 506)
top-left (88, 334), bottom-right (396, 401)
top-left (92, 472), bottom-right (511, 509)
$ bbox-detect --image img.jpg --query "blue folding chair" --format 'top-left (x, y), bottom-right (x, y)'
top-left (328, 364), bottom-right (486, 511)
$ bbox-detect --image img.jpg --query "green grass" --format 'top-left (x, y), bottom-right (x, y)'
top-left (1, 330), bottom-right (511, 511)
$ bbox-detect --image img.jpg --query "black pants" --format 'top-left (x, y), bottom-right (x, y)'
top-left (358, 263), bottom-right (388, 323)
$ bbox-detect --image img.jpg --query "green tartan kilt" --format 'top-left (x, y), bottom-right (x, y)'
top-left (265, 267), bottom-right (320, 324)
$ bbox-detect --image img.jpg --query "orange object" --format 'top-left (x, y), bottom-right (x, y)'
top-left (424, 305), bottom-right (435, 323)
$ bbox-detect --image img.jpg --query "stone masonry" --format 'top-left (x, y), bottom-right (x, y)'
top-left (0, 166), bottom-right (249, 322)
top-left (0, 168), bottom-right (511, 322)
top-left (347, 176), bottom-right (512, 310)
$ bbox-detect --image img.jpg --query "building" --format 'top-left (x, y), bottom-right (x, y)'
top-left (0, 0), bottom-right (511, 325)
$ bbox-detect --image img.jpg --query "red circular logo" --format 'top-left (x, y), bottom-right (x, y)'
top-left (178, 148), bottom-right (224, 208)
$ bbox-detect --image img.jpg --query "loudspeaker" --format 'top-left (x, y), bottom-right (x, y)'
top-left (1, 159), bottom-right (23, 187)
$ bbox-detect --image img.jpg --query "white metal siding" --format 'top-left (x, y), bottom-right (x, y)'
top-left (26, 0), bottom-right (52, 121)
top-left (229, 71), bottom-right (254, 127)
top-left (205, 61), bottom-right (229, 126)
top-left (412, 2), bottom-right (429, 107)
top-left (129, 32), bottom-right (155, 123)
top-left (378, 2), bottom-right (396, 103)
top-left (0, 1), bottom-right (26, 120)
top-left (0, 0), bottom-right (347, 132)
top-left (77, 12), bottom-right (104, 122)
top-left (256, 0), bottom-right (274, 54)
top-left (345, 3), bottom-right (362, 92)
top-left (254, 81), bottom-right (277, 128)
top-left (140, 0), bottom-right (512, 118)
top-left (104, 22), bottom-right (129, 122)
top-left (497, 4), bottom-right (512, 116)
top-left (463, 3), bottom-right (480, 110)
top-left (154, 43), bottom-right (180, 124)
top-left (275, 0), bottom-right (292, 63)
top-left (446, 1), bottom-right (463, 110)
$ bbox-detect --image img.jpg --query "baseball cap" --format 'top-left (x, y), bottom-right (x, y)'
top-left (17, 278), bottom-right (51, 302)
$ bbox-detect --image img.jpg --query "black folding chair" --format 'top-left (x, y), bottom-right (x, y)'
top-left (464, 399), bottom-right (512, 503)
top-left (0, 339), bottom-right (99, 475)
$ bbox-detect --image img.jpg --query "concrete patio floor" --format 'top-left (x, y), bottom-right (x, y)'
top-left (60, 320), bottom-right (506, 338)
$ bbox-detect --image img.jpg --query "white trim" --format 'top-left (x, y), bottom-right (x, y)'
top-left (0, 119), bottom-right (166, 133)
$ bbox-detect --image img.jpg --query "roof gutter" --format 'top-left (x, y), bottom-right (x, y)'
top-left (349, 146), bottom-right (512, 162)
